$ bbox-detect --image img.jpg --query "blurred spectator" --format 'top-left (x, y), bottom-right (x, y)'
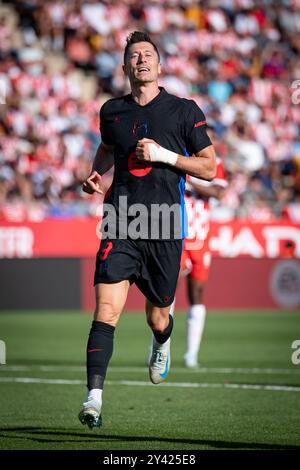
top-left (0, 0), bottom-right (299, 222)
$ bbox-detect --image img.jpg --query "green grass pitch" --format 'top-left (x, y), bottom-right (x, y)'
top-left (0, 310), bottom-right (300, 450)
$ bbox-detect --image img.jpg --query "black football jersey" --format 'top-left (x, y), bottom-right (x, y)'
top-left (100, 87), bottom-right (211, 240)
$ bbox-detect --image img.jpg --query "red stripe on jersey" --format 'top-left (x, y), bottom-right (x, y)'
top-left (194, 120), bottom-right (206, 128)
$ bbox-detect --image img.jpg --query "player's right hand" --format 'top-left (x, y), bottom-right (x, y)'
top-left (82, 171), bottom-right (103, 195)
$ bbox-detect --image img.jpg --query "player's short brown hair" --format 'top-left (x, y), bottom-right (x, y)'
top-left (124, 31), bottom-right (160, 63)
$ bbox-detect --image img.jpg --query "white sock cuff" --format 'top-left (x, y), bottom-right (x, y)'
top-left (87, 388), bottom-right (103, 402)
top-left (188, 304), bottom-right (206, 319)
top-left (152, 336), bottom-right (170, 350)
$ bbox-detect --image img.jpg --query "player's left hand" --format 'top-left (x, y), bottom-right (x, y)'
top-left (136, 138), bottom-right (159, 161)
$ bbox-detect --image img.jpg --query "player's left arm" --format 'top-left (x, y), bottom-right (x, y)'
top-left (136, 139), bottom-right (216, 180)
top-left (82, 142), bottom-right (115, 195)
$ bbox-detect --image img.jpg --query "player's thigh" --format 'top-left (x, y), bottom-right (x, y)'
top-left (94, 280), bottom-right (130, 325)
top-left (137, 240), bottom-right (182, 309)
top-left (189, 245), bottom-right (212, 283)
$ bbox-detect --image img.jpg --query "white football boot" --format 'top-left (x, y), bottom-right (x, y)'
top-left (78, 398), bottom-right (102, 429)
top-left (149, 337), bottom-right (171, 384)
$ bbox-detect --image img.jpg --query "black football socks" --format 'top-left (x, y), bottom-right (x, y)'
top-left (153, 314), bottom-right (173, 344)
top-left (86, 320), bottom-right (115, 390)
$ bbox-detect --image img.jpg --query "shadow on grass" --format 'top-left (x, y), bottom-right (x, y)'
top-left (0, 427), bottom-right (299, 450)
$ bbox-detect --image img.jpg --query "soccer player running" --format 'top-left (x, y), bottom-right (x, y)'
top-left (79, 31), bottom-right (216, 429)
top-left (181, 129), bottom-right (227, 368)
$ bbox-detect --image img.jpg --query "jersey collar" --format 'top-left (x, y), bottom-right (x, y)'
top-left (128, 87), bottom-right (166, 108)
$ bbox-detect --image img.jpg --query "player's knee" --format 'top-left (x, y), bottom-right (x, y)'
top-left (94, 302), bottom-right (120, 325)
top-left (190, 279), bottom-right (204, 304)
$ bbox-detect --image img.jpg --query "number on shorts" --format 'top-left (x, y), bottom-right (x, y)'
top-left (100, 241), bottom-right (113, 260)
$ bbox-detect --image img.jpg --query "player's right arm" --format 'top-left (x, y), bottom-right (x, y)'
top-left (82, 141), bottom-right (115, 195)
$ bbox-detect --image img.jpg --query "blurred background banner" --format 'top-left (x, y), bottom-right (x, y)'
top-left (0, 218), bottom-right (299, 310)
top-left (0, 0), bottom-right (300, 310)
top-left (0, 219), bottom-right (299, 258)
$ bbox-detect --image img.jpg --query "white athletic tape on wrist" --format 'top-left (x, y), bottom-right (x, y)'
top-left (148, 143), bottom-right (178, 166)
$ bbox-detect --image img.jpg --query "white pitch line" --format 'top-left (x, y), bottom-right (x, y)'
top-left (1, 365), bottom-right (300, 375)
top-left (0, 377), bottom-right (299, 393)
top-left (0, 377), bottom-right (84, 385)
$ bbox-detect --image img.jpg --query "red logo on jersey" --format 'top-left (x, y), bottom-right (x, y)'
top-left (194, 120), bottom-right (206, 128)
top-left (128, 152), bottom-right (152, 177)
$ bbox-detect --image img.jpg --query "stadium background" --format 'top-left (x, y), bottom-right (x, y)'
top-left (0, 0), bottom-right (300, 451)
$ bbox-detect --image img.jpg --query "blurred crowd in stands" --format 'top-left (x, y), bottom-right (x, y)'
top-left (0, 0), bottom-right (300, 222)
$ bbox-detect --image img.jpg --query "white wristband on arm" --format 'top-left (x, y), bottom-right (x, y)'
top-left (148, 143), bottom-right (178, 166)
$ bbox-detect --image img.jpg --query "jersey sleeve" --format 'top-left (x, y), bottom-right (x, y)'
top-left (99, 102), bottom-right (114, 146)
top-left (184, 100), bottom-right (212, 155)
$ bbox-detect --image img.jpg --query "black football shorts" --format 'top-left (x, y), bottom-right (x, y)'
top-left (94, 238), bottom-right (182, 307)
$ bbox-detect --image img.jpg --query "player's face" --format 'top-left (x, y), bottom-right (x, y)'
top-left (124, 42), bottom-right (161, 85)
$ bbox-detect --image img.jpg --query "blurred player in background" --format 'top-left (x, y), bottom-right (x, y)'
top-left (181, 126), bottom-right (227, 368)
